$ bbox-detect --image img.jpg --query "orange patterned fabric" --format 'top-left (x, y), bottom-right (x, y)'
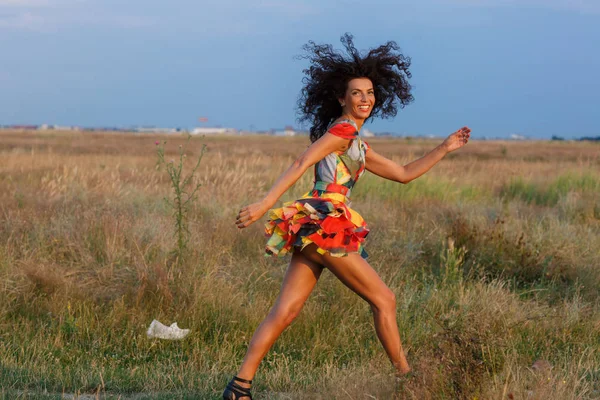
top-left (265, 119), bottom-right (371, 259)
top-left (328, 122), bottom-right (357, 139)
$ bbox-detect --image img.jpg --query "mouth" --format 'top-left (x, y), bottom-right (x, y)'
top-left (357, 105), bottom-right (370, 112)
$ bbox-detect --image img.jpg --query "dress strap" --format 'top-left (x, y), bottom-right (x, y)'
top-left (327, 118), bottom-right (359, 134)
top-left (327, 121), bottom-right (357, 139)
top-left (336, 118), bottom-right (359, 131)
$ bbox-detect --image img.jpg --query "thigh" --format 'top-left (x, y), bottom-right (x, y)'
top-left (272, 250), bottom-right (325, 310)
top-left (300, 244), bottom-right (391, 304)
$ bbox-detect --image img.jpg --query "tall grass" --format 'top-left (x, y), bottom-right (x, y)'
top-left (501, 173), bottom-right (600, 206)
top-left (0, 131), bottom-right (598, 399)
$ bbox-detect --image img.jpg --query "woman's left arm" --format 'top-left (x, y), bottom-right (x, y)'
top-left (365, 126), bottom-right (470, 184)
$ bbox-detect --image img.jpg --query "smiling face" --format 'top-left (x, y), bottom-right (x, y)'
top-left (339, 77), bottom-right (375, 124)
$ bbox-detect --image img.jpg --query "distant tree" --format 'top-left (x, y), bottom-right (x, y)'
top-left (578, 136), bottom-right (600, 142)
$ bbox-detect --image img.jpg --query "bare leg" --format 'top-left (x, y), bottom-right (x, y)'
top-left (301, 245), bottom-right (411, 375)
top-left (235, 251), bottom-right (324, 384)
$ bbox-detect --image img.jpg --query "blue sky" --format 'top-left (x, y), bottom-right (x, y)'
top-left (1, 0), bottom-right (598, 138)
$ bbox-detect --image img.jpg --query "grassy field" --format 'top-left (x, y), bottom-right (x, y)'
top-left (0, 130), bottom-right (598, 399)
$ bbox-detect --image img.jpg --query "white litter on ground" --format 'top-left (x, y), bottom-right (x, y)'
top-left (146, 319), bottom-right (190, 340)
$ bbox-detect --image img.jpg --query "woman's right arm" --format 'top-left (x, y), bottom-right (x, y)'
top-left (235, 133), bottom-right (349, 229)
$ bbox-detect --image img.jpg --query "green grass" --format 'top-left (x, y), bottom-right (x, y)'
top-left (501, 173), bottom-right (600, 206)
top-left (355, 173), bottom-right (488, 204)
top-left (0, 133), bottom-right (599, 399)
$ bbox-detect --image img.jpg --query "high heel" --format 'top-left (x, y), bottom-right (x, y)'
top-left (223, 375), bottom-right (253, 400)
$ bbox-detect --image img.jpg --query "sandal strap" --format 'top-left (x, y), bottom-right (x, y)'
top-left (233, 375), bottom-right (253, 384)
top-left (228, 381), bottom-right (251, 394)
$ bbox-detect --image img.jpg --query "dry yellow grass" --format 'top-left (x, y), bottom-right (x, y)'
top-left (0, 129), bottom-right (598, 399)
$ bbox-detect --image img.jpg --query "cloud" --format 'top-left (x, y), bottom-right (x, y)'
top-left (256, 1), bottom-right (320, 17)
top-left (0, 0), bottom-right (49, 6)
top-left (0, 0), bottom-right (86, 8)
top-left (0, 11), bottom-right (48, 30)
top-left (105, 14), bottom-right (157, 29)
top-left (0, 1), bottom-right (157, 31)
top-left (0, 69), bottom-right (11, 84)
top-left (440, 0), bottom-right (600, 14)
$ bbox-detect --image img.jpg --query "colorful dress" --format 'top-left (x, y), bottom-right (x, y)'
top-left (265, 119), bottom-right (371, 259)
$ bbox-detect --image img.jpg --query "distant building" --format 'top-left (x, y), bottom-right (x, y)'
top-left (362, 128), bottom-right (375, 137)
top-left (238, 130), bottom-right (271, 135)
top-left (135, 127), bottom-right (179, 134)
top-left (37, 124), bottom-right (82, 131)
top-left (273, 126), bottom-right (303, 136)
top-left (510, 134), bottom-right (528, 140)
top-left (9, 125), bottom-right (38, 130)
top-left (282, 126), bottom-right (296, 136)
top-left (54, 125), bottom-right (80, 131)
top-left (190, 127), bottom-right (238, 135)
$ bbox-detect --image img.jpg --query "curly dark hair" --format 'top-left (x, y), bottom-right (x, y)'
top-left (297, 33), bottom-right (414, 142)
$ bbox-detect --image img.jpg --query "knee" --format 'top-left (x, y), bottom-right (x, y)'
top-left (270, 303), bottom-right (302, 327)
top-left (370, 288), bottom-right (396, 314)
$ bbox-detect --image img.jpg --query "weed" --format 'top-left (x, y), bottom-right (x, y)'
top-left (155, 136), bottom-right (207, 265)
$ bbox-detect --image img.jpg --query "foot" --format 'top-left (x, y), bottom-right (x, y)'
top-left (223, 375), bottom-right (253, 400)
top-left (394, 370), bottom-right (416, 396)
top-left (394, 359), bottom-right (412, 376)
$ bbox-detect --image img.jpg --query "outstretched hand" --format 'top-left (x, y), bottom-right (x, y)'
top-left (236, 201), bottom-right (269, 229)
top-left (443, 126), bottom-right (471, 153)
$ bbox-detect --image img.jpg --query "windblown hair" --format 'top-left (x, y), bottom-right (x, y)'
top-left (298, 33), bottom-right (414, 142)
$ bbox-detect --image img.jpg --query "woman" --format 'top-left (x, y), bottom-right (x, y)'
top-left (223, 34), bottom-right (470, 399)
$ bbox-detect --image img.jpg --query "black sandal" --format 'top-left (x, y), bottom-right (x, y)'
top-left (223, 375), bottom-right (253, 400)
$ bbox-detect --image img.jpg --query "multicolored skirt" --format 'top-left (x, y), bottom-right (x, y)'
top-left (264, 189), bottom-right (369, 259)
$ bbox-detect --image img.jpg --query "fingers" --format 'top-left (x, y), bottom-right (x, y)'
top-left (235, 217), bottom-right (249, 229)
top-left (235, 206), bottom-right (254, 229)
top-left (236, 220), bottom-right (251, 229)
top-left (235, 211), bottom-right (246, 228)
top-left (458, 126), bottom-right (471, 144)
top-left (446, 126), bottom-right (471, 151)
